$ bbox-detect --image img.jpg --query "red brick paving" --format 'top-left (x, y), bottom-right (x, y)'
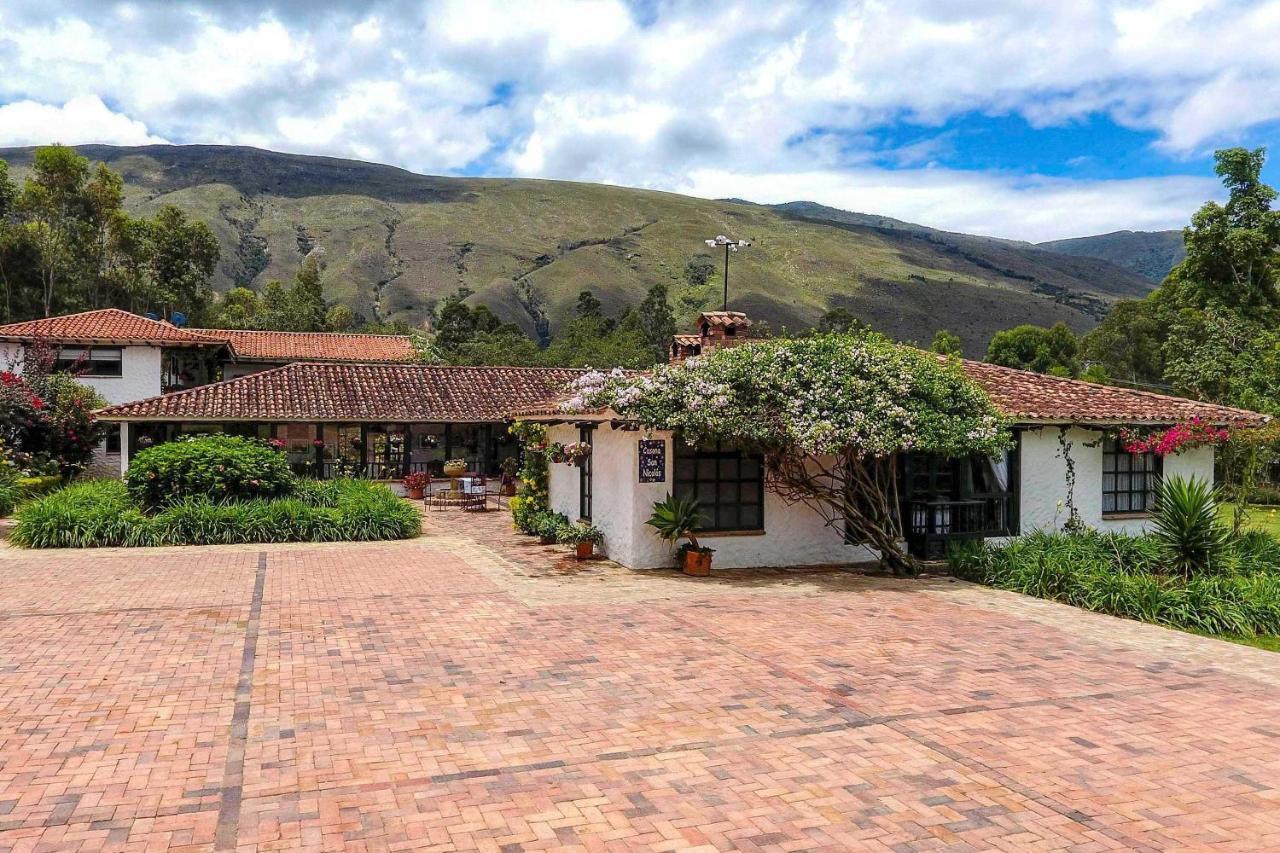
top-left (1, 516), bottom-right (1279, 850)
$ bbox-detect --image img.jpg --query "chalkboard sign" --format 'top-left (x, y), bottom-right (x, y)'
top-left (638, 439), bottom-right (666, 483)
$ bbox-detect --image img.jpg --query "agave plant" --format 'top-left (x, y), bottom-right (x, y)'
top-left (1151, 475), bottom-right (1231, 578)
top-left (645, 493), bottom-right (708, 552)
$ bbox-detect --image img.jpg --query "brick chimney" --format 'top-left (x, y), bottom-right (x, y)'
top-left (669, 311), bottom-right (753, 363)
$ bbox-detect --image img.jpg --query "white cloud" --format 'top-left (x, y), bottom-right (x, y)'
top-left (0, 95), bottom-right (167, 146)
top-left (0, 0), bottom-right (1274, 238)
top-left (683, 167), bottom-right (1216, 243)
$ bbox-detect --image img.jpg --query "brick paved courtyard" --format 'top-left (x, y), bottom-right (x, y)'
top-left (3, 516), bottom-right (1280, 850)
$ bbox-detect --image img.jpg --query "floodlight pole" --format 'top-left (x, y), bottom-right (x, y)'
top-left (705, 235), bottom-right (749, 311)
top-left (722, 241), bottom-right (731, 311)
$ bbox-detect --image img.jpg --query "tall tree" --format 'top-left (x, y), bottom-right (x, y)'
top-left (985, 323), bottom-right (1079, 376)
top-left (634, 282), bottom-right (675, 362)
top-left (17, 145), bottom-right (90, 317)
top-left (143, 205), bottom-right (220, 319)
top-left (287, 252), bottom-right (328, 332)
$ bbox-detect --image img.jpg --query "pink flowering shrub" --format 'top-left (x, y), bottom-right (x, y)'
top-left (1119, 418), bottom-right (1231, 457)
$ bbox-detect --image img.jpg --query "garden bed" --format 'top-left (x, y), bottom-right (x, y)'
top-left (949, 530), bottom-right (1280, 640)
top-left (10, 478), bottom-right (420, 548)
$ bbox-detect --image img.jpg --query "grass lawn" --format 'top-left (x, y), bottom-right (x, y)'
top-left (1220, 503), bottom-right (1280, 536)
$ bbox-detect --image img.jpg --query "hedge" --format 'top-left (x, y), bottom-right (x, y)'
top-left (11, 478), bottom-right (420, 548)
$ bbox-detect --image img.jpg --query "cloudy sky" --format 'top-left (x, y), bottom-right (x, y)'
top-left (1, 0), bottom-right (1277, 241)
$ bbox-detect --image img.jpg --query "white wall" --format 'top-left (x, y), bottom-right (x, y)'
top-left (222, 361), bottom-right (278, 380)
top-left (0, 343), bottom-right (163, 405)
top-left (1017, 426), bottom-right (1216, 536)
top-left (548, 424), bottom-right (876, 570)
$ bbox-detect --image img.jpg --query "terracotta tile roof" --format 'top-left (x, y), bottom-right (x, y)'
top-left (189, 328), bottom-right (417, 363)
top-left (0, 309), bottom-right (231, 348)
top-left (512, 357), bottom-right (1266, 427)
top-left (697, 311), bottom-right (752, 328)
top-left (95, 363), bottom-right (588, 422)
top-left (673, 334), bottom-right (700, 345)
top-left (958, 359), bottom-right (1265, 426)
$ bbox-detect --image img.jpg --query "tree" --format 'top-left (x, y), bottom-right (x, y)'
top-left (930, 329), bottom-right (963, 357)
top-left (17, 145), bottom-right (90, 317)
top-left (325, 304), bottom-right (357, 331)
top-left (815, 307), bottom-right (872, 336)
top-left (210, 287), bottom-right (263, 329)
top-left (685, 253), bottom-right (717, 287)
top-left (287, 252), bottom-right (327, 332)
top-left (143, 205), bottom-right (220, 319)
top-left (1080, 299), bottom-right (1165, 384)
top-left (634, 282), bottom-right (675, 362)
top-left (985, 323), bottom-right (1079, 376)
top-left (574, 289), bottom-right (603, 319)
top-left (565, 334), bottom-right (1009, 574)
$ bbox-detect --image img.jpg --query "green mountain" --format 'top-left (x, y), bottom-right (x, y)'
top-left (0, 144), bottom-right (1159, 356)
top-left (1037, 230), bottom-right (1185, 281)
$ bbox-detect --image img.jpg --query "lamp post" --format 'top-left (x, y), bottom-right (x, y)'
top-left (704, 235), bottom-right (750, 311)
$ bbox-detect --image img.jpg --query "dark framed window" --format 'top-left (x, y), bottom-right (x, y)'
top-left (105, 425), bottom-right (121, 454)
top-left (578, 425), bottom-right (594, 521)
top-left (1102, 437), bottom-right (1161, 515)
top-left (673, 440), bottom-right (764, 532)
top-left (55, 346), bottom-right (123, 377)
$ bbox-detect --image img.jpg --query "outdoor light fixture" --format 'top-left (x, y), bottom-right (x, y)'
top-left (704, 235), bottom-right (750, 311)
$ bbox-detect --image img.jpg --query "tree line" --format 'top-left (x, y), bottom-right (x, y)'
top-left (977, 147), bottom-right (1280, 418)
top-left (0, 146), bottom-right (219, 322)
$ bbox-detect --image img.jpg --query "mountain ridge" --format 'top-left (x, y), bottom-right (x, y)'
top-left (0, 144), bottom-right (1163, 356)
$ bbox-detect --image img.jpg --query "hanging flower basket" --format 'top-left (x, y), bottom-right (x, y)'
top-left (561, 441), bottom-right (592, 465)
top-left (312, 438), bottom-right (326, 450)
top-left (137, 436), bottom-right (154, 449)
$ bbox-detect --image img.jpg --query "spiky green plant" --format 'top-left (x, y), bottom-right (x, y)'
top-left (1151, 476), bottom-right (1232, 578)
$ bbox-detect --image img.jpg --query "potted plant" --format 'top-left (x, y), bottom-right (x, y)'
top-left (500, 456), bottom-right (519, 496)
top-left (443, 458), bottom-right (467, 478)
top-left (646, 493), bottom-right (713, 576)
top-left (557, 521), bottom-right (603, 559)
top-left (403, 471), bottom-right (429, 500)
top-left (547, 442), bottom-right (567, 464)
top-left (562, 441), bottom-right (592, 466)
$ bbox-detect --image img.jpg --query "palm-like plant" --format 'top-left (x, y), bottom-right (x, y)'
top-left (645, 493), bottom-right (707, 552)
top-left (1151, 475), bottom-right (1231, 578)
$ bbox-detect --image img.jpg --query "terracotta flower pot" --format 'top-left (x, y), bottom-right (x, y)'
top-left (682, 550), bottom-right (712, 576)
top-left (575, 541), bottom-right (594, 560)
top-left (407, 487), bottom-right (424, 500)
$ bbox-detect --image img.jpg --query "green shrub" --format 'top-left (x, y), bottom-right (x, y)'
top-left (125, 435), bottom-right (295, 507)
top-left (1151, 475), bottom-right (1231, 577)
top-left (12, 478), bottom-right (419, 548)
top-left (509, 495), bottom-right (541, 534)
top-left (531, 510), bottom-right (569, 541)
top-left (949, 529), bottom-right (1280, 638)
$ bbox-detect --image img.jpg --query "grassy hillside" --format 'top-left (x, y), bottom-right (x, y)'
top-left (0, 144), bottom-right (1158, 356)
top-left (1038, 229), bottom-right (1185, 281)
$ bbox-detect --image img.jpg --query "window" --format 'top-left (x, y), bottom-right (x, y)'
top-left (54, 346), bottom-right (122, 377)
top-left (105, 425), bottom-right (121, 454)
top-left (578, 426), bottom-right (594, 520)
top-left (1102, 437), bottom-right (1161, 515)
top-left (673, 440), bottom-right (764, 532)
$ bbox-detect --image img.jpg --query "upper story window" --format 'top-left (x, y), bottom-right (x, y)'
top-left (1102, 437), bottom-right (1161, 515)
top-left (673, 440), bottom-right (764, 532)
top-left (54, 346), bottom-right (123, 377)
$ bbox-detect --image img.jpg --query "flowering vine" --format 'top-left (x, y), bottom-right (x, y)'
top-left (1118, 418), bottom-right (1230, 457)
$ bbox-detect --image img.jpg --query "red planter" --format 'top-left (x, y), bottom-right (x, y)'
top-left (407, 487), bottom-right (424, 500)
top-left (682, 550), bottom-right (712, 576)
top-left (575, 541), bottom-right (594, 560)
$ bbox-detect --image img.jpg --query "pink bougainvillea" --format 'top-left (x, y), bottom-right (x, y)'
top-left (1119, 418), bottom-right (1231, 457)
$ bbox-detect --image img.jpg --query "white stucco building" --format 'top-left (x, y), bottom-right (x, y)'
top-left (520, 312), bottom-right (1259, 570)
